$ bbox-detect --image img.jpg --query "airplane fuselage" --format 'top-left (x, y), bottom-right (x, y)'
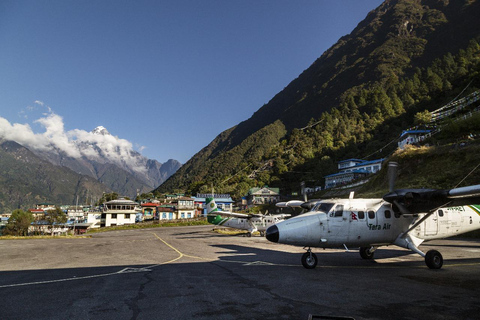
top-left (208, 214), bottom-right (287, 233)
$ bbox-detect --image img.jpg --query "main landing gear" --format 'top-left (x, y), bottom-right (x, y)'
top-left (425, 250), bottom-right (443, 269)
top-left (299, 245), bottom-right (443, 270)
top-left (359, 246), bottom-right (377, 260)
top-left (358, 246), bottom-right (443, 269)
top-left (301, 248), bottom-right (318, 269)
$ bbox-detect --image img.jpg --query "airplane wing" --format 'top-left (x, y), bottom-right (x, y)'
top-left (383, 183), bottom-right (480, 214)
top-left (210, 210), bottom-right (262, 219)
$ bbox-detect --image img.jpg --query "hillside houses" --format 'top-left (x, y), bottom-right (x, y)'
top-left (324, 158), bottom-right (384, 189)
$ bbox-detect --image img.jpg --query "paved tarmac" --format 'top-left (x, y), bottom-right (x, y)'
top-left (1, 225), bottom-right (480, 320)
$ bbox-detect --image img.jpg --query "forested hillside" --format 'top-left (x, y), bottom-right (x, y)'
top-left (156, 0), bottom-right (480, 198)
top-left (0, 141), bottom-right (109, 211)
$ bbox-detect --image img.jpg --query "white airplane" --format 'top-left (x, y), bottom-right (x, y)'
top-left (206, 197), bottom-right (290, 237)
top-left (266, 162), bottom-right (480, 269)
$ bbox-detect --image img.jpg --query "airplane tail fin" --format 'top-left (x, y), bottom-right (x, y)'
top-left (206, 197), bottom-right (219, 214)
top-left (206, 197), bottom-right (225, 225)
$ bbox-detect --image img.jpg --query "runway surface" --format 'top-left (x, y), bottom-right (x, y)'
top-left (1, 225), bottom-right (480, 319)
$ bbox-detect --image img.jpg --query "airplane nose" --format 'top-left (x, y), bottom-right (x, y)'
top-left (266, 225), bottom-right (279, 243)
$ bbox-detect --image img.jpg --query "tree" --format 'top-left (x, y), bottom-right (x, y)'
top-left (4, 209), bottom-right (34, 236)
top-left (45, 207), bottom-right (67, 236)
top-left (414, 110), bottom-right (432, 126)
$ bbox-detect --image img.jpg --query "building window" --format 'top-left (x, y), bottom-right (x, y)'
top-left (125, 214), bottom-right (130, 219)
top-left (112, 214), bottom-right (117, 219)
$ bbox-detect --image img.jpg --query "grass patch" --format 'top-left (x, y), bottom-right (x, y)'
top-left (0, 235), bottom-right (91, 240)
top-left (212, 228), bottom-right (261, 236)
top-left (85, 218), bottom-right (210, 234)
top-left (0, 219), bottom-right (211, 238)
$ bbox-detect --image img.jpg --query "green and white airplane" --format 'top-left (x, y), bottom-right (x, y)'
top-left (206, 197), bottom-right (290, 237)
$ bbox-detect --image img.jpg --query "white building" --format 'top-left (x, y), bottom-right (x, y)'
top-left (398, 130), bottom-right (432, 149)
top-left (87, 198), bottom-right (138, 228)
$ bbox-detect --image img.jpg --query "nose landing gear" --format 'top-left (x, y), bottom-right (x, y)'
top-left (301, 248), bottom-right (318, 269)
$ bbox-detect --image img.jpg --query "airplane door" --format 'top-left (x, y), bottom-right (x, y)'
top-left (425, 212), bottom-right (438, 236)
top-left (327, 204), bottom-right (347, 245)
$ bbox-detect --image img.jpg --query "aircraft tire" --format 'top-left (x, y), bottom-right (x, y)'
top-left (425, 250), bottom-right (443, 269)
top-left (359, 247), bottom-right (375, 260)
top-left (246, 232), bottom-right (252, 237)
top-left (301, 252), bottom-right (318, 269)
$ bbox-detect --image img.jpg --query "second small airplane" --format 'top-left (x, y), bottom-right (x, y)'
top-left (206, 197), bottom-right (290, 237)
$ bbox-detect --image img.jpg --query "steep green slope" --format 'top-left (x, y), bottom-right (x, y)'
top-left (156, 0), bottom-right (480, 197)
top-left (354, 141), bottom-right (480, 199)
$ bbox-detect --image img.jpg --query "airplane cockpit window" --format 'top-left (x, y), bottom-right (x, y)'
top-left (312, 202), bottom-right (335, 213)
top-left (438, 210), bottom-right (444, 217)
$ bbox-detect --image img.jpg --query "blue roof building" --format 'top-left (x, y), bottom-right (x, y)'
top-left (325, 158), bottom-right (385, 189)
top-left (398, 130), bottom-right (432, 149)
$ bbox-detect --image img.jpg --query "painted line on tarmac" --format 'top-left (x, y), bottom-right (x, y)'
top-left (0, 233), bottom-right (187, 289)
top-left (146, 232), bottom-right (214, 269)
top-left (0, 269), bottom-right (142, 289)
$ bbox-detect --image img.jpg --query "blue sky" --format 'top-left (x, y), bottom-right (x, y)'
top-left (0, 0), bottom-right (383, 164)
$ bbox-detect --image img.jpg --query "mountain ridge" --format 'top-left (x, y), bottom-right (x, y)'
top-left (29, 126), bottom-right (182, 196)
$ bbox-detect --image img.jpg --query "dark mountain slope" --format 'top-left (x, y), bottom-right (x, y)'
top-left (0, 140), bottom-right (109, 212)
top-left (156, 0), bottom-right (480, 195)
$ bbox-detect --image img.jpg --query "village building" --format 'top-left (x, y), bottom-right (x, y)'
top-left (398, 129), bottom-right (432, 149)
top-left (170, 196), bottom-right (196, 218)
top-left (0, 217), bottom-right (9, 235)
top-left (246, 187), bottom-right (280, 205)
top-left (324, 158), bottom-right (384, 189)
top-left (165, 193), bottom-right (185, 200)
top-left (158, 205), bottom-right (176, 220)
top-left (141, 202), bottom-right (158, 220)
top-left (28, 208), bottom-right (46, 220)
top-left (87, 198), bottom-right (137, 228)
top-left (36, 202), bottom-right (55, 210)
top-left (194, 194), bottom-right (234, 215)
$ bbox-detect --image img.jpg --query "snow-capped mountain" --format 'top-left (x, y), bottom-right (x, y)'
top-left (30, 126), bottom-right (182, 196)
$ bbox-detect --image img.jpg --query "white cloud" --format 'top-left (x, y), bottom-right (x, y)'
top-left (0, 105), bottom-right (147, 173)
